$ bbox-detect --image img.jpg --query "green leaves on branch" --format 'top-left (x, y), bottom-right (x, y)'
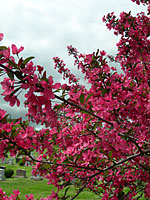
top-left (41, 71), bottom-right (47, 81)
top-left (85, 93), bottom-right (93, 103)
top-left (79, 93), bottom-right (93, 104)
top-left (0, 114), bottom-right (9, 123)
top-left (8, 71), bottom-right (14, 81)
top-left (23, 56), bottom-right (35, 65)
top-left (0, 46), bottom-right (7, 51)
top-left (79, 93), bottom-right (85, 104)
top-left (19, 56), bottom-right (35, 69)
top-left (54, 103), bottom-right (66, 110)
top-left (80, 110), bottom-right (91, 115)
top-left (9, 60), bottom-right (18, 69)
top-left (6, 56), bottom-right (35, 81)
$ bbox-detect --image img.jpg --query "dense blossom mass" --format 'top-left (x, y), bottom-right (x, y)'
top-left (0, 0), bottom-right (150, 199)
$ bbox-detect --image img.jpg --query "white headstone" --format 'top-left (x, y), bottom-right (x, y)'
top-left (8, 158), bottom-right (13, 165)
top-left (30, 173), bottom-right (43, 181)
top-left (0, 169), bottom-right (5, 181)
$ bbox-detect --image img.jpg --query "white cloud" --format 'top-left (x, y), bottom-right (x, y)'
top-left (0, 0), bottom-right (148, 123)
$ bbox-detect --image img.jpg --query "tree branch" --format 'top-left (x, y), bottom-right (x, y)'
top-left (71, 180), bottom-right (89, 200)
top-left (0, 63), bottom-right (113, 127)
top-left (54, 94), bottom-right (113, 126)
top-left (88, 148), bottom-right (150, 179)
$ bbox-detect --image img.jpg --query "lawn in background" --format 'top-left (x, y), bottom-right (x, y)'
top-left (0, 164), bottom-right (99, 199)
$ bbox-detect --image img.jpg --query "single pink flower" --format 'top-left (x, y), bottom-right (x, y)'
top-left (4, 95), bottom-right (20, 107)
top-left (84, 54), bottom-right (93, 64)
top-left (25, 193), bottom-right (34, 200)
top-left (0, 188), bottom-right (5, 197)
top-left (1, 78), bottom-right (14, 96)
top-left (0, 33), bottom-right (4, 41)
top-left (12, 44), bottom-right (24, 55)
top-left (3, 123), bottom-right (12, 132)
top-left (37, 65), bottom-right (44, 74)
top-left (0, 109), bottom-right (6, 120)
top-left (52, 83), bottom-right (61, 89)
top-left (3, 47), bottom-right (10, 59)
top-left (13, 189), bottom-right (20, 197)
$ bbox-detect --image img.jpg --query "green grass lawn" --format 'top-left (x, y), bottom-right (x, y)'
top-left (0, 163), bottom-right (99, 199)
top-left (1, 163), bottom-right (145, 199)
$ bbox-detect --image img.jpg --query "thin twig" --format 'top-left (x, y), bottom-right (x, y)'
top-left (119, 133), bottom-right (143, 153)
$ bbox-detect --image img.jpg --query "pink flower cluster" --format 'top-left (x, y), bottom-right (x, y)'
top-left (53, 56), bottom-right (79, 84)
top-left (0, 188), bottom-right (58, 200)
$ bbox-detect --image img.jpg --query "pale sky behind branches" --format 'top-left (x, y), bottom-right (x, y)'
top-left (0, 0), bottom-right (147, 128)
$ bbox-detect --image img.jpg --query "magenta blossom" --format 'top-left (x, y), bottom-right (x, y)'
top-left (0, 33), bottom-right (4, 41)
top-left (11, 44), bottom-right (24, 55)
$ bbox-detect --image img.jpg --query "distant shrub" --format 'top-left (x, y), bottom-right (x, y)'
top-left (4, 169), bottom-right (14, 178)
top-left (19, 159), bottom-right (25, 166)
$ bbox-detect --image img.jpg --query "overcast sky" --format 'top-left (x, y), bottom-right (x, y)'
top-left (0, 0), bottom-right (147, 127)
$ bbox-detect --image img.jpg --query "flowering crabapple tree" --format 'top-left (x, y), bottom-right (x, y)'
top-left (0, 0), bottom-right (150, 199)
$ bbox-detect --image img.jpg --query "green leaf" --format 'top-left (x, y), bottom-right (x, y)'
top-left (11, 131), bottom-right (18, 137)
top-left (10, 87), bottom-right (20, 96)
top-left (99, 148), bottom-right (108, 156)
top-left (50, 150), bottom-right (56, 161)
top-left (80, 110), bottom-right (91, 115)
top-left (79, 93), bottom-right (85, 104)
top-left (85, 93), bottom-right (93, 103)
top-left (8, 72), bottom-right (14, 81)
top-left (12, 124), bottom-right (21, 131)
top-left (75, 154), bottom-right (81, 162)
top-left (54, 88), bottom-right (61, 93)
top-left (9, 60), bottom-right (18, 68)
top-left (54, 103), bottom-right (65, 110)
top-left (93, 122), bottom-right (99, 130)
top-left (23, 56), bottom-right (35, 65)
top-left (53, 158), bottom-right (57, 165)
top-left (20, 63), bottom-right (25, 69)
top-left (0, 46), bottom-right (7, 51)
top-left (1, 114), bottom-right (9, 123)
top-left (43, 164), bottom-right (52, 169)
top-left (43, 71), bottom-right (47, 78)
top-left (14, 70), bottom-right (23, 80)
top-left (69, 155), bottom-right (73, 161)
top-left (108, 151), bottom-right (113, 160)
